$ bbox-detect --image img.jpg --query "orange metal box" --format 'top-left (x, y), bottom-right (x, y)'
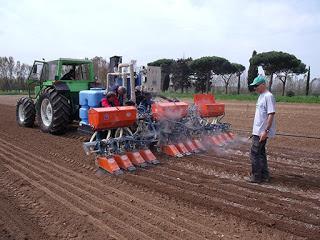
top-left (194, 93), bottom-right (225, 117)
top-left (198, 103), bottom-right (225, 117)
top-left (151, 102), bottom-right (188, 121)
top-left (88, 106), bottom-right (137, 130)
top-left (194, 93), bottom-right (215, 105)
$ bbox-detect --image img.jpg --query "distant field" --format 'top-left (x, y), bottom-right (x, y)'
top-left (162, 92), bottom-right (320, 104)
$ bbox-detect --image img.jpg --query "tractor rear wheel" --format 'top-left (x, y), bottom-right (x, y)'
top-left (16, 97), bottom-right (36, 127)
top-left (37, 88), bottom-right (71, 134)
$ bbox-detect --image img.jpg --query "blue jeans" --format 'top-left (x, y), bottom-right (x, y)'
top-left (250, 135), bottom-right (269, 180)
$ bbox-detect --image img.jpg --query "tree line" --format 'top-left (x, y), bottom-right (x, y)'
top-left (148, 57), bottom-right (245, 94)
top-left (0, 57), bottom-right (31, 91)
top-left (148, 50), bottom-right (311, 96)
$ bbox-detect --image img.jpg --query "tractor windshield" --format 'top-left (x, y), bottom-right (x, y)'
top-left (61, 63), bottom-right (90, 80)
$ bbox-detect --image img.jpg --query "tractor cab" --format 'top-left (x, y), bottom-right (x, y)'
top-left (28, 58), bottom-right (95, 97)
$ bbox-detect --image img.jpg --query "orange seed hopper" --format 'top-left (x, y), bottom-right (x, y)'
top-left (152, 102), bottom-right (189, 121)
top-left (88, 106), bottom-right (137, 130)
top-left (194, 94), bottom-right (225, 118)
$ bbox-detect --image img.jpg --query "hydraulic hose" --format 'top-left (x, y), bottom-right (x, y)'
top-left (233, 128), bottom-right (320, 140)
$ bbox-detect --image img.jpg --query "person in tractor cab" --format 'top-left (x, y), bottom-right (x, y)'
top-left (101, 92), bottom-right (119, 107)
top-left (247, 75), bottom-right (276, 184)
top-left (61, 69), bottom-right (75, 80)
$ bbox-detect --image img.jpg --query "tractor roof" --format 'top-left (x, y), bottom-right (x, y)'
top-left (50, 58), bottom-right (93, 64)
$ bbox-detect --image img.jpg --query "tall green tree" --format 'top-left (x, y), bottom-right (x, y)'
top-left (247, 50), bottom-right (258, 92)
top-left (171, 58), bottom-right (192, 93)
top-left (148, 58), bottom-right (175, 91)
top-left (192, 71), bottom-right (207, 93)
top-left (190, 57), bottom-right (213, 93)
top-left (190, 56), bottom-right (229, 93)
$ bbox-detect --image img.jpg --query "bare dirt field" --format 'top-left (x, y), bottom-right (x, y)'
top-left (0, 95), bottom-right (319, 240)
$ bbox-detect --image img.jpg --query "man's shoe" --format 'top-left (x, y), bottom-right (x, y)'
top-left (262, 176), bottom-right (271, 183)
top-left (245, 176), bottom-right (262, 184)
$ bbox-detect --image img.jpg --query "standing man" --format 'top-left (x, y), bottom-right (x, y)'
top-left (248, 75), bottom-right (276, 183)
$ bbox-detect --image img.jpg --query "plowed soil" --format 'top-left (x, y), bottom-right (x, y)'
top-left (0, 95), bottom-right (319, 240)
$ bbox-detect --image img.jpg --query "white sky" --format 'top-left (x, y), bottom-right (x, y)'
top-left (0, 0), bottom-right (319, 78)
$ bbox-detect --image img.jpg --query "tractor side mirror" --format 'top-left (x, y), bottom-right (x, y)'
top-left (54, 75), bottom-right (59, 80)
top-left (33, 65), bottom-right (37, 74)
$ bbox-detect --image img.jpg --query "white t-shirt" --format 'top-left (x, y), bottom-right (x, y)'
top-left (252, 91), bottom-right (276, 138)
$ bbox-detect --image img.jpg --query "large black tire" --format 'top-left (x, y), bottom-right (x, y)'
top-left (16, 97), bottom-right (36, 127)
top-left (36, 88), bottom-right (71, 135)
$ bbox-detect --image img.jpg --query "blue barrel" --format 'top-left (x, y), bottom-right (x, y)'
top-left (79, 88), bottom-right (105, 125)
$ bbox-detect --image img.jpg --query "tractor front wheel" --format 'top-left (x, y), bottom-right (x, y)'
top-left (37, 88), bottom-right (71, 134)
top-left (16, 97), bottom-right (36, 127)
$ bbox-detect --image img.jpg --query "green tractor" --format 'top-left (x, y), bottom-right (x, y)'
top-left (16, 58), bottom-right (97, 134)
